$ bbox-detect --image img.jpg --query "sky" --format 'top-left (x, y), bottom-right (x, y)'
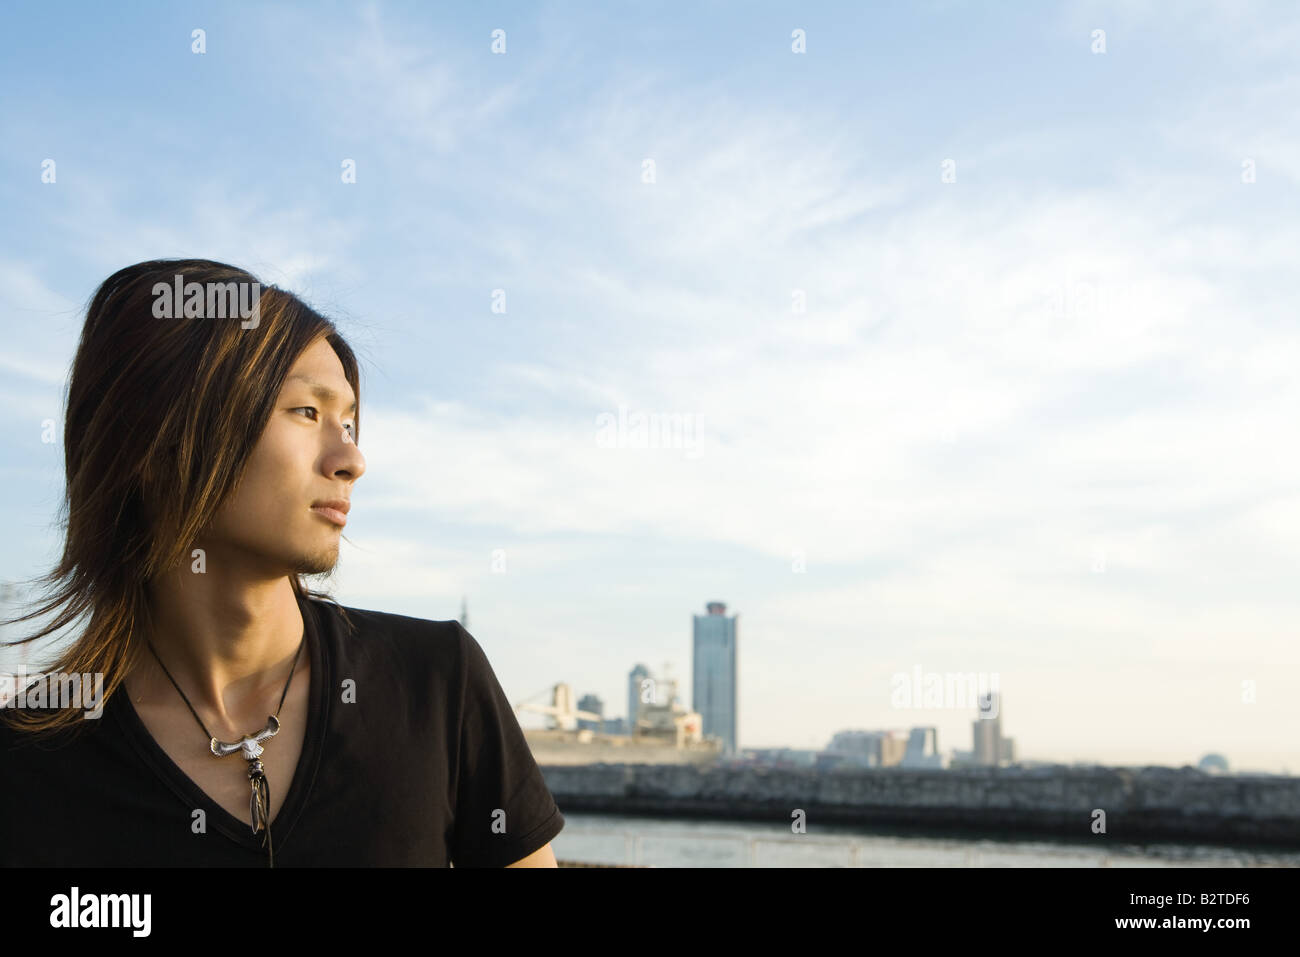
top-left (1, 0), bottom-right (1297, 773)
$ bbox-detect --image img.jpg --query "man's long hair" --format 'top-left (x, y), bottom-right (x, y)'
top-left (0, 259), bottom-right (362, 738)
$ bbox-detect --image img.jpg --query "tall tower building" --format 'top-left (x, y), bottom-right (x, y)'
top-left (627, 663), bottom-right (651, 735)
top-left (972, 692), bottom-right (1009, 766)
top-left (692, 601), bottom-right (738, 755)
top-left (577, 693), bottom-right (604, 733)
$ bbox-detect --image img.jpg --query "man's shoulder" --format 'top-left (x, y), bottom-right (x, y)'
top-left (306, 597), bottom-right (470, 669)
top-left (322, 598), bottom-right (464, 638)
top-left (0, 701), bottom-right (104, 755)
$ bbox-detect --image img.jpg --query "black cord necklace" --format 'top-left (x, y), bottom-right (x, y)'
top-left (143, 631), bottom-right (305, 868)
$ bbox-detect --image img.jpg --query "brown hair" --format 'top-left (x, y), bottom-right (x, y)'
top-left (0, 259), bottom-right (362, 738)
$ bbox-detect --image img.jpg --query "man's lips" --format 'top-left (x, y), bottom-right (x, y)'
top-left (310, 499), bottom-right (350, 526)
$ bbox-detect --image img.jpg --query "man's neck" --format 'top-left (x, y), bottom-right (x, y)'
top-left (130, 567), bottom-right (306, 735)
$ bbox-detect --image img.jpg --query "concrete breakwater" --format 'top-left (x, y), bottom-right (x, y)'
top-left (539, 763), bottom-right (1300, 847)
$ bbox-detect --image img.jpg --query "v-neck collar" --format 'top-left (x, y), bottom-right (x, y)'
top-left (113, 591), bottom-right (329, 858)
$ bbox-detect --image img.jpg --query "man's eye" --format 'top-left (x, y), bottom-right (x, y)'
top-left (293, 407), bottom-right (356, 438)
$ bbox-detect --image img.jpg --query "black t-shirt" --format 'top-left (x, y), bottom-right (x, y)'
top-left (0, 594), bottom-right (564, 866)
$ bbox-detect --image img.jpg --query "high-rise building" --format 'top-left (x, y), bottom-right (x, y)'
top-left (973, 715), bottom-right (998, 765)
top-left (627, 663), bottom-right (651, 734)
top-left (577, 693), bottom-right (603, 732)
top-left (692, 601), bottom-right (738, 755)
top-left (903, 727), bottom-right (944, 768)
top-left (972, 692), bottom-right (1012, 766)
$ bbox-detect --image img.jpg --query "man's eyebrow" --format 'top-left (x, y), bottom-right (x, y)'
top-left (285, 374), bottom-right (358, 413)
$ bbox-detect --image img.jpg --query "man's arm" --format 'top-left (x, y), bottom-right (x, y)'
top-left (505, 842), bottom-right (557, 868)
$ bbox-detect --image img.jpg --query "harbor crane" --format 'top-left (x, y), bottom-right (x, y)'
top-left (514, 682), bottom-right (602, 732)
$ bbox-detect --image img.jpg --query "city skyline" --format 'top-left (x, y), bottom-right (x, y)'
top-left (0, 583), bottom-right (1287, 773)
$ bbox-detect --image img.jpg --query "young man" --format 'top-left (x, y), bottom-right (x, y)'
top-left (0, 260), bottom-right (563, 867)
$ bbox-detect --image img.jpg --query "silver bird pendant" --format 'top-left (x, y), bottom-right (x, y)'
top-left (209, 715), bottom-right (280, 835)
top-left (209, 714), bottom-right (280, 759)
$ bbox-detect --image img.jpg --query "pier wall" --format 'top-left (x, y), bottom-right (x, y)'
top-left (538, 763), bottom-right (1300, 846)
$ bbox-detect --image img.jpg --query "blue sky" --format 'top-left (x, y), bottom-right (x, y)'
top-left (1, 1), bottom-right (1298, 772)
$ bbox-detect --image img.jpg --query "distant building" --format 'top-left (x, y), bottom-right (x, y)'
top-left (825, 729), bottom-right (910, 768)
top-left (692, 601), bottom-right (738, 755)
top-left (972, 706), bottom-right (997, 765)
top-left (971, 692), bottom-right (1014, 766)
top-left (600, 716), bottom-right (629, 736)
top-left (627, 663), bottom-right (651, 736)
top-left (1198, 753), bottom-right (1230, 774)
top-left (902, 727), bottom-right (945, 768)
top-left (743, 748), bottom-right (819, 769)
top-left (577, 693), bottom-right (603, 732)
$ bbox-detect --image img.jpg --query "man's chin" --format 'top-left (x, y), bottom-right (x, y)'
top-left (293, 548), bottom-right (341, 577)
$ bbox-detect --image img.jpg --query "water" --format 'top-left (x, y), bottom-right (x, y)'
top-left (553, 812), bottom-right (1300, 867)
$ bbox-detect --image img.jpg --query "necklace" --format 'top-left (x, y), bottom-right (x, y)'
top-left (143, 630), bottom-right (305, 868)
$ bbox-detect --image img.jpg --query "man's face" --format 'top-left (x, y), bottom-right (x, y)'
top-left (202, 336), bottom-right (365, 577)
